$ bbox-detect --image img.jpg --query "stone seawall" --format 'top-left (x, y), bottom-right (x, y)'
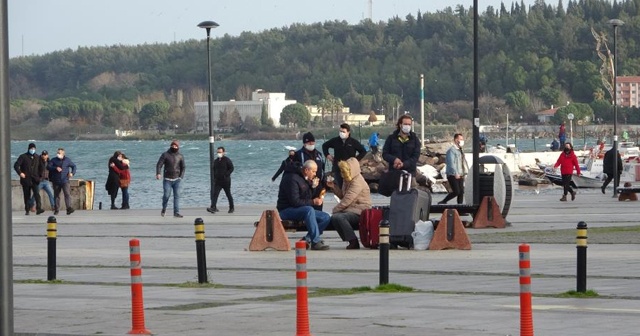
top-left (11, 179), bottom-right (94, 211)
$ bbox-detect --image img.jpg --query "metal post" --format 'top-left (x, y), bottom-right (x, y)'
top-left (379, 219), bottom-right (389, 285)
top-left (472, 0), bottom-right (480, 206)
top-left (609, 19), bottom-right (624, 195)
top-left (576, 221), bottom-right (588, 293)
top-left (420, 74), bottom-right (425, 147)
top-left (47, 216), bottom-right (57, 281)
top-left (0, 0), bottom-right (15, 333)
top-left (194, 218), bottom-right (208, 283)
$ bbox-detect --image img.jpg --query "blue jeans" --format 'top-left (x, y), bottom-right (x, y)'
top-left (162, 178), bottom-right (181, 214)
top-left (29, 180), bottom-right (55, 209)
top-left (279, 206), bottom-right (330, 244)
top-left (121, 187), bottom-right (129, 207)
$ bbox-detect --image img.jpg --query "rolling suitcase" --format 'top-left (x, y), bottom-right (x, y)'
top-left (389, 171), bottom-right (431, 249)
top-left (359, 206), bottom-right (389, 249)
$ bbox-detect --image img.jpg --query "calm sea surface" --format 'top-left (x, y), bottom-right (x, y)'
top-left (9, 137), bottom-right (604, 209)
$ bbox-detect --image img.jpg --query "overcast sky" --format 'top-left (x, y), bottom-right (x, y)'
top-left (8, 0), bottom-right (535, 58)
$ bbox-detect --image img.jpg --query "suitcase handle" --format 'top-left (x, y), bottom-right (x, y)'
top-left (398, 170), bottom-right (411, 192)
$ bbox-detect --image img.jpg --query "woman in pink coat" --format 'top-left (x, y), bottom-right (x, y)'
top-left (554, 142), bottom-right (581, 201)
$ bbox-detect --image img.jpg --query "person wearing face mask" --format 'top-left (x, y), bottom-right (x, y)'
top-left (294, 132), bottom-right (326, 210)
top-left (439, 133), bottom-right (469, 205)
top-left (554, 142), bottom-right (581, 201)
top-left (207, 146), bottom-right (235, 214)
top-left (322, 123), bottom-right (367, 189)
top-left (14, 143), bottom-right (45, 215)
top-left (106, 151), bottom-right (124, 210)
top-left (382, 115), bottom-right (421, 181)
top-left (272, 150), bottom-right (296, 182)
top-left (156, 140), bottom-right (186, 217)
top-left (48, 147), bottom-right (77, 215)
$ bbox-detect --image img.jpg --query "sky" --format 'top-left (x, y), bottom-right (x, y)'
top-left (8, 0), bottom-right (535, 58)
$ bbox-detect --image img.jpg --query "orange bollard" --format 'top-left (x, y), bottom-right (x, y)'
top-left (519, 244), bottom-right (534, 336)
top-left (128, 239), bottom-right (152, 335)
top-left (295, 241), bottom-right (313, 336)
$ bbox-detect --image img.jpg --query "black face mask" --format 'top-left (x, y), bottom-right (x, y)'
top-left (564, 148), bottom-right (571, 153)
top-left (170, 147), bottom-right (178, 153)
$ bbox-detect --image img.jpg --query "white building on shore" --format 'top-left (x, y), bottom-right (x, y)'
top-left (194, 90), bottom-right (296, 132)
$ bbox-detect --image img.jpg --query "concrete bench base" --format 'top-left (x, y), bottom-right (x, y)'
top-left (617, 186), bottom-right (639, 201)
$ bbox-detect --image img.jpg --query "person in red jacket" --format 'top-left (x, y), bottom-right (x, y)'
top-left (554, 142), bottom-right (581, 201)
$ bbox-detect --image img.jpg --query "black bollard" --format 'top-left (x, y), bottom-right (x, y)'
top-left (379, 219), bottom-right (390, 285)
top-left (194, 218), bottom-right (208, 283)
top-left (47, 216), bottom-right (57, 281)
top-left (576, 221), bottom-right (588, 292)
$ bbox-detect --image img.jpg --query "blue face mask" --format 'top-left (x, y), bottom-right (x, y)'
top-left (28, 149), bottom-right (35, 155)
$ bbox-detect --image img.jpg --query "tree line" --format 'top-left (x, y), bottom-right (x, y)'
top-left (8, 0), bottom-right (640, 135)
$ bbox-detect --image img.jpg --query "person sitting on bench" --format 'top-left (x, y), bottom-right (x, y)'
top-left (277, 160), bottom-right (331, 250)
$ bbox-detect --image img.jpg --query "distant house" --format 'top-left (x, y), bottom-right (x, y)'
top-left (616, 76), bottom-right (640, 108)
top-left (536, 106), bottom-right (559, 123)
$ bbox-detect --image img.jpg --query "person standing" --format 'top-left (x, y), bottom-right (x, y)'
top-left (368, 132), bottom-right (380, 154)
top-left (110, 153), bottom-right (131, 209)
top-left (106, 151), bottom-right (123, 210)
top-left (439, 134), bottom-right (468, 205)
top-left (48, 147), bottom-right (77, 215)
top-left (14, 143), bottom-right (45, 215)
top-left (558, 122), bottom-right (566, 147)
top-left (293, 132), bottom-right (325, 210)
top-left (554, 142), bottom-right (581, 201)
top-left (272, 150), bottom-right (296, 182)
top-left (322, 123), bottom-right (367, 189)
top-left (601, 147), bottom-right (622, 194)
top-left (382, 115), bottom-right (421, 178)
top-left (277, 160), bottom-right (331, 250)
top-left (327, 157), bottom-right (372, 249)
top-left (29, 150), bottom-right (56, 211)
top-left (156, 140), bottom-right (185, 218)
top-left (207, 146), bottom-right (235, 214)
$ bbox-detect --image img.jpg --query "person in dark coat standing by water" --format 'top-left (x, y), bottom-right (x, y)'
top-left (601, 147), bottom-right (623, 194)
top-left (322, 123), bottom-right (367, 189)
top-left (156, 140), bottom-right (185, 218)
top-left (207, 146), bottom-right (235, 214)
top-left (272, 150), bottom-right (296, 182)
top-left (106, 151), bottom-right (124, 210)
top-left (14, 142), bottom-right (45, 215)
top-left (382, 115), bottom-right (421, 179)
top-left (554, 142), bottom-right (581, 202)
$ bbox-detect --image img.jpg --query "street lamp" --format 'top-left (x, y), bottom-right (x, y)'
top-left (609, 18), bottom-right (624, 195)
top-left (198, 20), bottom-right (219, 212)
top-left (567, 112), bottom-right (574, 145)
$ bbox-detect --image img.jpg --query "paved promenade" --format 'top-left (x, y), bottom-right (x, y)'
top-left (9, 189), bottom-right (640, 336)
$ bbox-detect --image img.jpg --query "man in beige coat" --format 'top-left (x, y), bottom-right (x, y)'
top-left (327, 157), bottom-right (372, 249)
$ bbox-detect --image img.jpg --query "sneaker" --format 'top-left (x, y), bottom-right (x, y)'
top-left (228, 208), bottom-right (234, 213)
top-left (560, 195), bottom-right (567, 202)
top-left (311, 241), bottom-right (330, 250)
top-left (30, 205), bottom-right (36, 212)
top-left (161, 209), bottom-right (166, 217)
top-left (206, 207), bottom-right (218, 213)
top-left (571, 191), bottom-right (576, 201)
top-left (54, 210), bottom-right (59, 215)
top-left (346, 239), bottom-right (360, 250)
top-left (66, 207), bottom-right (75, 215)
top-left (36, 209), bottom-right (45, 215)
top-left (174, 213), bottom-right (183, 218)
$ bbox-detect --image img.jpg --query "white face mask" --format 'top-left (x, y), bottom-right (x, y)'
top-left (304, 144), bottom-right (315, 151)
top-left (401, 125), bottom-right (411, 134)
top-left (57, 154), bottom-right (64, 159)
top-left (458, 140), bottom-right (465, 147)
top-left (339, 131), bottom-right (348, 140)
top-left (217, 153), bottom-right (224, 158)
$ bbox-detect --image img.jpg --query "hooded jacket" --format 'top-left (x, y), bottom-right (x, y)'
top-left (276, 162), bottom-right (314, 211)
top-left (331, 157), bottom-right (372, 215)
top-left (554, 149), bottom-right (581, 175)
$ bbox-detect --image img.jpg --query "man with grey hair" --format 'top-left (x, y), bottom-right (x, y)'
top-left (276, 159), bottom-right (331, 250)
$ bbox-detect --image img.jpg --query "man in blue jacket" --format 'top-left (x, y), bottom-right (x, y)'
top-left (276, 160), bottom-right (330, 250)
top-left (439, 133), bottom-right (468, 204)
top-left (48, 147), bottom-right (77, 215)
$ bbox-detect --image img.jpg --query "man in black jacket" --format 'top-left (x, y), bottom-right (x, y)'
top-left (14, 143), bottom-right (45, 215)
top-left (207, 146), bottom-right (235, 214)
top-left (382, 115), bottom-right (421, 177)
top-left (277, 160), bottom-right (331, 250)
top-left (322, 123), bottom-right (366, 188)
top-left (156, 140), bottom-right (186, 218)
top-left (601, 147), bottom-right (623, 194)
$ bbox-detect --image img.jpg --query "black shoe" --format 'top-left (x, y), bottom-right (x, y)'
top-left (601, 186), bottom-right (606, 194)
top-left (346, 239), bottom-right (360, 250)
top-left (54, 210), bottom-right (59, 215)
top-left (437, 201), bottom-right (447, 205)
top-left (228, 208), bottom-right (234, 213)
top-left (206, 207), bottom-right (219, 213)
top-left (110, 205), bottom-right (119, 210)
top-left (121, 205), bottom-right (130, 210)
top-left (66, 207), bottom-right (75, 215)
top-left (571, 191), bottom-right (576, 201)
top-left (36, 209), bottom-right (45, 215)
top-left (174, 213), bottom-right (183, 218)
top-left (161, 209), bottom-right (166, 217)
top-left (25, 211), bottom-right (29, 215)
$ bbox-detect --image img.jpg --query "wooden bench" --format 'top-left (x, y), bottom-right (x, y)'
top-left (616, 185), bottom-right (640, 201)
top-left (429, 204), bottom-right (478, 216)
top-left (253, 219), bottom-right (336, 232)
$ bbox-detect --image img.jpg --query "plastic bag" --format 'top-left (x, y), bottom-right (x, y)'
top-left (411, 220), bottom-right (434, 250)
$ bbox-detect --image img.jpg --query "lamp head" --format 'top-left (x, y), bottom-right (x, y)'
top-left (608, 19), bottom-right (625, 27)
top-left (197, 21), bottom-right (220, 36)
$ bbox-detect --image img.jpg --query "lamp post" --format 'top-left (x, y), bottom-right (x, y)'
top-left (567, 113), bottom-right (574, 145)
top-left (198, 20), bottom-right (219, 212)
top-left (609, 18), bottom-right (624, 195)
